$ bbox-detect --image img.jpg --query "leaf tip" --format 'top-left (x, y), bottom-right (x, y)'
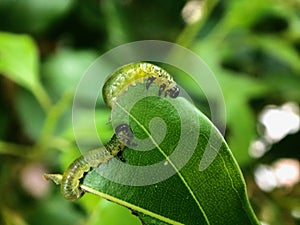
top-left (43, 173), bottom-right (63, 185)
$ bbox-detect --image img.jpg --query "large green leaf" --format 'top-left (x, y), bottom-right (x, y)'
top-left (79, 83), bottom-right (259, 225)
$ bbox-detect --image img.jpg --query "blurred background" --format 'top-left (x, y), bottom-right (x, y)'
top-left (0, 0), bottom-right (299, 224)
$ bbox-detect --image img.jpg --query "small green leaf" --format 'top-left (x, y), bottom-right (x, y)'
top-left (0, 32), bottom-right (39, 90)
top-left (80, 83), bottom-right (259, 225)
top-left (0, 32), bottom-right (51, 111)
top-left (42, 48), bottom-right (98, 100)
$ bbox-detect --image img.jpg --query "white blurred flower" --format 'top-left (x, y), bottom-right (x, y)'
top-left (181, 0), bottom-right (204, 24)
top-left (259, 102), bottom-right (300, 143)
top-left (254, 158), bottom-right (300, 192)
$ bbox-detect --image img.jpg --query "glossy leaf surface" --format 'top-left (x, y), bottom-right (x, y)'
top-left (81, 83), bottom-right (259, 225)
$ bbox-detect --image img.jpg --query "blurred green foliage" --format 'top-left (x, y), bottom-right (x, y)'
top-left (0, 0), bottom-right (299, 224)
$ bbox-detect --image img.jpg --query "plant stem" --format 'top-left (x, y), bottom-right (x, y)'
top-left (0, 141), bottom-right (32, 157)
top-left (176, 0), bottom-right (219, 47)
top-left (37, 91), bottom-right (73, 148)
top-left (31, 83), bottom-right (53, 113)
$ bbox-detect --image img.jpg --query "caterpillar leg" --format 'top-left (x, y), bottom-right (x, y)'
top-left (146, 76), bottom-right (156, 89)
top-left (116, 150), bottom-right (126, 163)
top-left (158, 83), bottom-right (167, 96)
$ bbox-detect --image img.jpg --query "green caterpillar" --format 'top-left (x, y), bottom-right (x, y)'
top-left (61, 62), bottom-right (179, 200)
top-left (61, 124), bottom-right (133, 200)
top-left (61, 134), bottom-right (122, 200)
top-left (103, 62), bottom-right (180, 108)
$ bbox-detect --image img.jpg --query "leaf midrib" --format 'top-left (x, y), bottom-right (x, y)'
top-left (82, 184), bottom-right (184, 225)
top-left (115, 101), bottom-right (210, 224)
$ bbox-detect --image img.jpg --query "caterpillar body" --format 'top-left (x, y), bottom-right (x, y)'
top-left (103, 62), bottom-right (180, 108)
top-left (61, 124), bottom-right (132, 200)
top-left (61, 62), bottom-right (179, 200)
top-left (61, 141), bottom-right (117, 200)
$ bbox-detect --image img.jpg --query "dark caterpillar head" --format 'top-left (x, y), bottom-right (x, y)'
top-left (115, 124), bottom-right (136, 147)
